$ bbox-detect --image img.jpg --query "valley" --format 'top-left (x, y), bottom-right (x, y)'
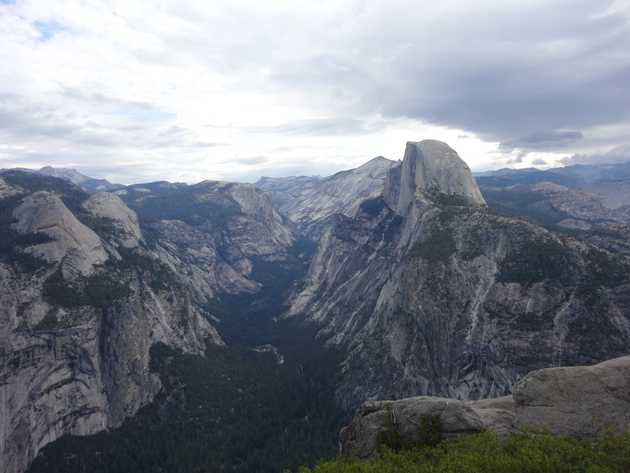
top-left (2, 140), bottom-right (630, 473)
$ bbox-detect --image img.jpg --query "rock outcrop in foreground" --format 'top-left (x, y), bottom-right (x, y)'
top-left (341, 355), bottom-right (630, 457)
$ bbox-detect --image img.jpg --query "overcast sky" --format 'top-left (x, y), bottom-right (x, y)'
top-left (1, 0), bottom-right (630, 184)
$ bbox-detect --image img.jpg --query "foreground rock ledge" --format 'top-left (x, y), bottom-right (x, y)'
top-left (341, 355), bottom-right (630, 457)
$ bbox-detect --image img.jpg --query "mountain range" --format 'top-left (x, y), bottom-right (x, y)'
top-left (2, 141), bottom-right (630, 473)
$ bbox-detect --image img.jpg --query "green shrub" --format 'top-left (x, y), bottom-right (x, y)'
top-left (430, 192), bottom-right (474, 207)
top-left (409, 228), bottom-right (456, 262)
top-left (378, 414), bottom-right (443, 451)
top-left (359, 197), bottom-right (387, 217)
top-left (298, 432), bottom-right (630, 473)
top-left (497, 238), bottom-right (571, 285)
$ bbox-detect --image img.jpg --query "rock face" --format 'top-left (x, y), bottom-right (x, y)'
top-left (387, 141), bottom-right (486, 214)
top-left (257, 157), bottom-right (396, 235)
top-left (514, 355), bottom-right (630, 436)
top-left (5, 143), bottom-right (630, 473)
top-left (0, 168), bottom-right (300, 473)
top-left (287, 140), bottom-right (630, 410)
top-left (120, 180), bottom-right (295, 304)
top-left (0, 177), bottom-right (21, 199)
top-left (341, 395), bottom-right (515, 458)
top-left (82, 192), bottom-right (142, 248)
top-left (477, 163), bottom-right (630, 255)
top-left (341, 355), bottom-right (630, 457)
top-left (0, 172), bottom-right (236, 473)
top-left (13, 191), bottom-right (108, 276)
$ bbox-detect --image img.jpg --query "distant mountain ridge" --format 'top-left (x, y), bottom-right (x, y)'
top-left (257, 156), bottom-right (397, 236)
top-left (1, 166), bottom-right (123, 193)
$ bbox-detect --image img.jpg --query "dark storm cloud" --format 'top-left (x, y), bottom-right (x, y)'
top-left (374, 2), bottom-right (630, 149)
top-left (269, 0), bottom-right (630, 155)
top-left (501, 130), bottom-right (584, 151)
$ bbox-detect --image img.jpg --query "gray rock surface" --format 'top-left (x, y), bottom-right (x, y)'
top-left (478, 167), bottom-right (630, 254)
top-left (0, 176), bottom-right (225, 473)
top-left (83, 192), bottom-right (142, 247)
top-left (386, 140), bottom-right (486, 214)
top-left (341, 355), bottom-right (630, 457)
top-left (0, 169), bottom-right (300, 473)
top-left (514, 355), bottom-right (630, 436)
top-left (0, 177), bottom-right (21, 199)
top-left (38, 166), bottom-right (91, 185)
top-left (13, 191), bottom-right (108, 276)
top-left (124, 180), bottom-right (296, 305)
top-left (257, 157), bottom-right (396, 236)
top-left (288, 140), bottom-right (630, 410)
top-left (341, 395), bottom-right (516, 458)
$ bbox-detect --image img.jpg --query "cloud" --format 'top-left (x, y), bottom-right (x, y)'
top-left (230, 156), bottom-right (269, 166)
top-left (500, 130), bottom-right (584, 151)
top-left (1, 0), bottom-right (629, 182)
top-left (561, 144), bottom-right (630, 165)
top-left (247, 118), bottom-right (387, 136)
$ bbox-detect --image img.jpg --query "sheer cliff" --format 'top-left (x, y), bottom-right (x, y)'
top-left (0, 171), bottom-right (295, 473)
top-left (287, 140), bottom-right (630, 409)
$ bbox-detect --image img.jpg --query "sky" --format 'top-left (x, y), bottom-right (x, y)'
top-left (1, 0), bottom-right (630, 184)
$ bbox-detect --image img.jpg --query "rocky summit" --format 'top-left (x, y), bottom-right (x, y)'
top-left (2, 140), bottom-right (630, 473)
top-left (340, 355), bottom-right (630, 458)
top-left (287, 140), bottom-right (630, 409)
top-left (386, 140), bottom-right (486, 213)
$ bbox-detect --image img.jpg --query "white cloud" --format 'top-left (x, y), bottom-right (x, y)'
top-left (0, 0), bottom-right (628, 183)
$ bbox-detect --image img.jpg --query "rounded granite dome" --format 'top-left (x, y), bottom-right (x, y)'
top-left (388, 139), bottom-right (486, 213)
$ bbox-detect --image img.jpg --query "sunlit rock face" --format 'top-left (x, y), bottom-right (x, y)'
top-left (287, 140), bottom-right (630, 410)
top-left (0, 173), bottom-right (258, 473)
